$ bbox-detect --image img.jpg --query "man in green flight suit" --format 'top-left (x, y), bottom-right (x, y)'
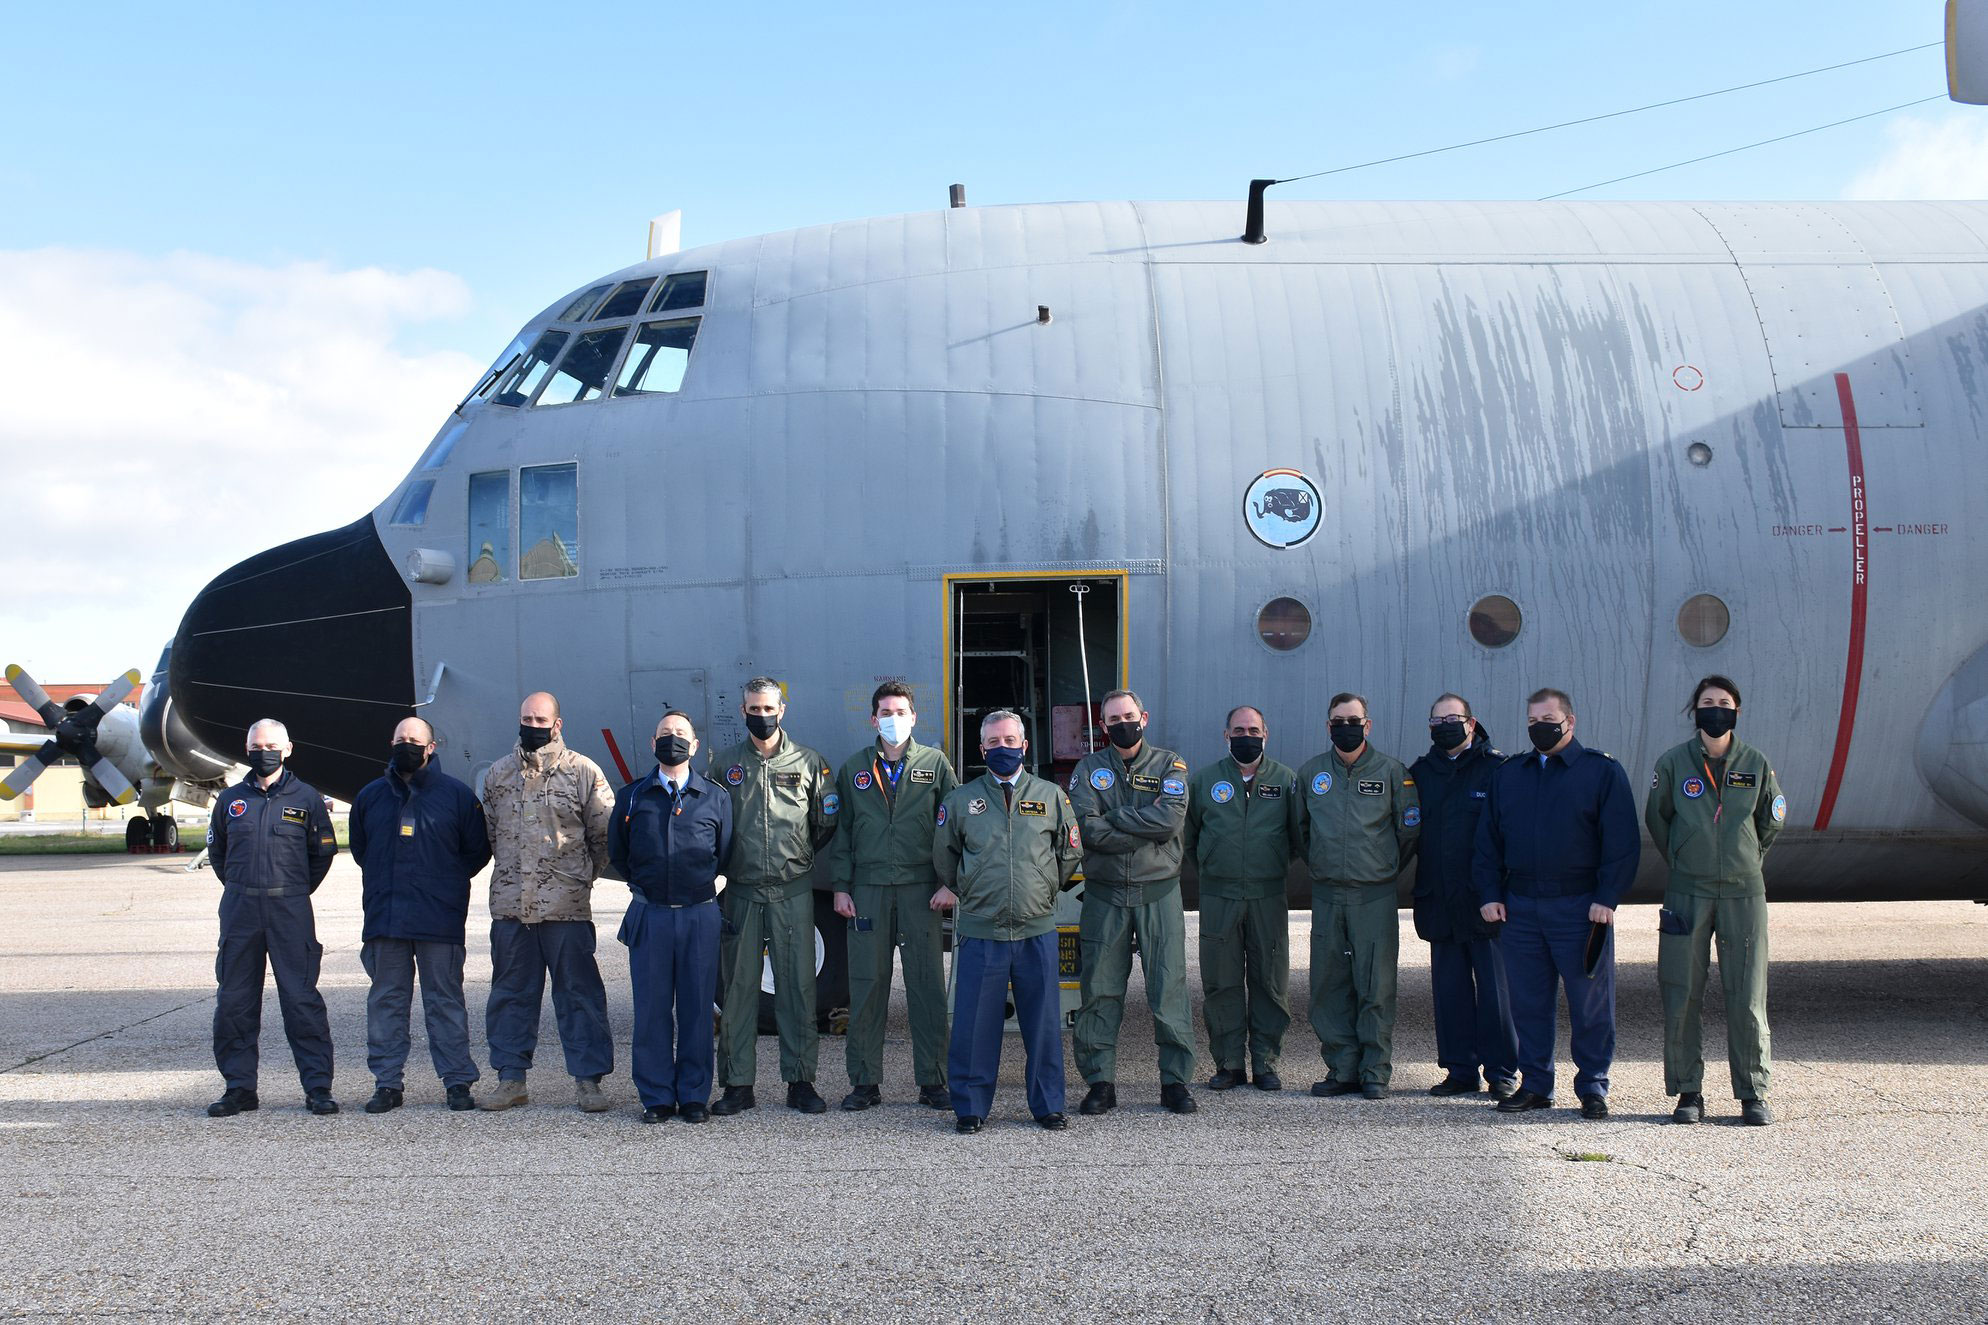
top-left (1184, 704), bottom-right (1300, 1092)
top-left (828, 681), bottom-right (959, 1113)
top-left (1295, 692), bottom-right (1420, 1100)
top-left (1067, 688), bottom-right (1198, 1116)
top-left (707, 676), bottom-right (839, 1117)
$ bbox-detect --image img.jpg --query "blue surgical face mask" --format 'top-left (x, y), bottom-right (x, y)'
top-left (877, 713), bottom-right (915, 746)
top-left (983, 745), bottom-right (1025, 777)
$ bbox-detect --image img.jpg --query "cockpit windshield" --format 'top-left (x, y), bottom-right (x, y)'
top-left (480, 270), bottom-right (709, 409)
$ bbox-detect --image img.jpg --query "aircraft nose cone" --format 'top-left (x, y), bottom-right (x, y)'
top-left (169, 515), bottom-right (413, 801)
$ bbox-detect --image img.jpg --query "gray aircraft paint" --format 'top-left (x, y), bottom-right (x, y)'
top-left (371, 199), bottom-right (1988, 900)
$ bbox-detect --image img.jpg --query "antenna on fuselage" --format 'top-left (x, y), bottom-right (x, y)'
top-left (1242, 178), bottom-right (1276, 244)
top-left (949, 183), bottom-right (967, 208)
top-left (647, 210), bottom-right (682, 260)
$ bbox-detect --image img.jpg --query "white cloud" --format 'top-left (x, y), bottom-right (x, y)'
top-left (0, 249), bottom-right (482, 681)
top-left (1843, 114), bottom-right (1988, 200)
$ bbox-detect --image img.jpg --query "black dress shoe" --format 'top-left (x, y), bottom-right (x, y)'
top-left (206, 1087), bottom-right (258, 1118)
top-left (1672, 1092), bottom-right (1704, 1124)
top-left (304, 1088), bottom-right (339, 1116)
top-left (1361, 1083), bottom-right (1390, 1101)
top-left (1078, 1082), bottom-right (1117, 1115)
top-left (1161, 1083), bottom-right (1199, 1114)
top-left (1208, 1067), bottom-right (1248, 1091)
top-left (1253, 1070), bottom-right (1283, 1092)
top-left (1496, 1089), bottom-right (1552, 1113)
top-left (641, 1105), bottom-right (676, 1124)
top-left (680, 1101), bottom-right (710, 1124)
top-left (1310, 1078), bottom-right (1361, 1097)
top-left (1741, 1098), bottom-right (1773, 1127)
top-left (1488, 1080), bottom-right (1517, 1102)
top-left (446, 1084), bottom-right (474, 1111)
top-left (363, 1087), bottom-right (403, 1114)
top-left (840, 1084), bottom-right (881, 1112)
top-left (1429, 1074), bottom-right (1482, 1097)
top-left (918, 1084), bottom-right (950, 1110)
top-left (1036, 1112), bottom-right (1067, 1130)
top-left (955, 1115), bottom-right (983, 1134)
top-left (710, 1085), bottom-right (756, 1116)
top-left (1579, 1094), bottom-right (1609, 1120)
top-left (787, 1082), bottom-right (828, 1114)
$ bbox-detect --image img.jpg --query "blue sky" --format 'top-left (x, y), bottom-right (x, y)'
top-left (0, 1), bottom-right (1976, 678)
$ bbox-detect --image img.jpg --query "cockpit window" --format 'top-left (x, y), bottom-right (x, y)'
top-left (593, 278), bottom-right (656, 320)
top-left (535, 326), bottom-right (630, 407)
top-left (650, 270), bottom-right (707, 312)
top-left (467, 471), bottom-right (511, 584)
top-left (492, 330), bottom-right (568, 407)
top-left (614, 318), bottom-right (699, 396)
top-left (418, 420), bottom-right (467, 471)
top-left (390, 480), bottom-right (435, 527)
top-left (519, 463), bottom-right (580, 580)
top-left (557, 284), bottom-right (613, 321)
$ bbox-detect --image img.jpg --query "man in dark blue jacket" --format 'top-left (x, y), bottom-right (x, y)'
top-left (611, 709), bottom-right (734, 1124)
top-left (348, 716), bottom-right (492, 1113)
top-left (1473, 688), bottom-right (1639, 1120)
top-left (1408, 694), bottom-right (1516, 1101)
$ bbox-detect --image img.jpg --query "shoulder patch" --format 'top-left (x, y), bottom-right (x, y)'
top-left (1066, 822), bottom-right (1081, 849)
top-left (1652, 772), bottom-right (1659, 789)
top-left (822, 792), bottom-right (841, 816)
top-left (935, 804), bottom-right (948, 827)
top-left (1161, 776), bottom-right (1186, 796)
top-left (1310, 771), bottom-right (1332, 796)
top-left (1089, 767), bottom-right (1116, 791)
top-left (1357, 779), bottom-right (1386, 796)
top-left (1771, 794), bottom-right (1787, 823)
top-left (1402, 805), bottom-right (1421, 828)
top-left (909, 768), bottom-right (936, 784)
top-left (1210, 780), bottom-right (1235, 805)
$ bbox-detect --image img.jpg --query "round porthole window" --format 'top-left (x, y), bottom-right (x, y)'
top-left (1256, 597), bottom-right (1312, 652)
top-left (1468, 595), bottom-right (1522, 649)
top-left (1678, 594), bottom-right (1730, 647)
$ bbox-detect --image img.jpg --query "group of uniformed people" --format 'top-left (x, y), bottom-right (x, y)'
top-left (202, 672), bottom-right (1783, 1131)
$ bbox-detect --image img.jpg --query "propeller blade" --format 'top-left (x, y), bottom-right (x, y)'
top-left (0, 740), bottom-right (60, 800)
top-left (5, 663), bottom-right (64, 728)
top-left (87, 669), bottom-right (142, 718)
top-left (87, 754), bottom-right (137, 805)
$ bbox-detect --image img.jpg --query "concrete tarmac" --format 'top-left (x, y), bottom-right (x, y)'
top-left (2, 854), bottom-right (1985, 1322)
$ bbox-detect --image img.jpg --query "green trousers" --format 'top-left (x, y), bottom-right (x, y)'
top-left (1308, 882), bottom-right (1399, 1085)
top-left (843, 880), bottom-right (950, 1088)
top-left (1199, 892), bottom-right (1291, 1074)
top-left (1074, 889), bottom-right (1196, 1087)
top-left (1658, 889), bottom-right (1771, 1099)
top-left (718, 885), bottom-right (818, 1087)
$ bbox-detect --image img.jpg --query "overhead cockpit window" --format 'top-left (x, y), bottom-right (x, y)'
top-left (650, 270), bottom-right (707, 312)
top-left (536, 327), bottom-right (630, 407)
top-left (390, 480), bottom-right (435, 527)
top-left (614, 318), bottom-right (700, 396)
top-left (492, 330), bottom-right (569, 407)
top-left (593, 278), bottom-right (656, 320)
top-left (467, 471), bottom-right (511, 584)
top-left (557, 284), bottom-right (613, 321)
top-left (519, 463), bottom-right (580, 580)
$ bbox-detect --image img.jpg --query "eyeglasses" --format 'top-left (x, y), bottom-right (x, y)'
top-left (1428, 716), bottom-right (1469, 726)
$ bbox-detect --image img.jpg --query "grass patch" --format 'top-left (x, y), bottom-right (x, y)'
top-left (1561, 1151), bottom-right (1613, 1163)
top-left (0, 834), bottom-right (131, 855)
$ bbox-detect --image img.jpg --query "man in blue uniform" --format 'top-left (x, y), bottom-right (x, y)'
top-left (612, 710), bottom-right (734, 1125)
top-left (1473, 688), bottom-right (1639, 1119)
top-left (1407, 694), bottom-right (1516, 1100)
top-left (204, 718), bottom-right (341, 1117)
top-left (347, 716), bottom-right (492, 1113)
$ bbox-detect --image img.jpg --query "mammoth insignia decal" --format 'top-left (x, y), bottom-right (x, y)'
top-left (1243, 469), bottom-right (1322, 549)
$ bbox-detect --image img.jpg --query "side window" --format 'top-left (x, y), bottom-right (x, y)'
top-left (467, 471), bottom-right (511, 583)
top-left (492, 330), bottom-right (569, 407)
top-left (390, 480), bottom-right (435, 527)
top-left (519, 463), bottom-right (579, 580)
top-left (536, 326), bottom-right (630, 407)
top-left (650, 270), bottom-right (707, 312)
top-left (614, 318), bottom-right (699, 396)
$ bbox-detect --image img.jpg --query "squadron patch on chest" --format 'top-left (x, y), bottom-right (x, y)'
top-left (725, 765), bottom-right (744, 786)
top-left (1310, 772), bottom-right (1332, 795)
top-left (968, 798), bottom-right (988, 816)
top-left (1089, 768), bottom-right (1116, 791)
top-left (227, 799), bottom-right (247, 818)
top-left (1681, 777), bottom-right (1706, 799)
top-left (1017, 799), bottom-right (1047, 816)
top-left (1357, 780), bottom-right (1386, 796)
top-left (281, 806), bottom-right (311, 824)
top-left (854, 771), bottom-right (873, 790)
top-left (1211, 781), bottom-right (1235, 804)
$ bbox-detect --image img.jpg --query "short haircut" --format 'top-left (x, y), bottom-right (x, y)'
top-left (397, 715), bottom-right (435, 743)
top-left (871, 681), bottom-right (916, 714)
top-left (1689, 675), bottom-right (1741, 711)
top-left (1527, 687), bottom-right (1575, 717)
top-left (744, 676), bottom-right (782, 702)
top-left (522, 691), bottom-right (561, 720)
top-left (246, 718), bottom-right (289, 747)
top-left (659, 708), bottom-right (696, 735)
top-left (980, 709), bottom-right (1025, 738)
top-left (1100, 688), bottom-right (1143, 713)
top-left (1225, 704), bottom-right (1266, 729)
top-left (1428, 693), bottom-right (1473, 720)
top-left (1327, 692), bottom-right (1368, 717)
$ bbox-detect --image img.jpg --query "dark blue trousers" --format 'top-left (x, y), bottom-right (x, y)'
top-left (1429, 936), bottom-right (1518, 1088)
top-left (949, 934), bottom-right (1065, 1121)
top-left (486, 919), bottom-right (613, 1082)
top-left (619, 897), bottom-right (721, 1110)
top-left (1502, 893), bottom-right (1614, 1100)
top-left (213, 889), bottom-right (332, 1092)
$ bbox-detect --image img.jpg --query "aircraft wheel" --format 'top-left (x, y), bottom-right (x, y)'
top-left (150, 815), bottom-right (179, 851)
top-left (125, 817), bottom-right (153, 851)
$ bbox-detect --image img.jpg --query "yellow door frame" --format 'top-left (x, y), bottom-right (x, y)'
top-left (939, 568), bottom-right (1131, 766)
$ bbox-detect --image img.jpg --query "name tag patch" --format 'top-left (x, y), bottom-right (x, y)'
top-left (400, 823), bottom-right (415, 837)
top-left (1726, 771), bottom-right (1758, 788)
top-left (1357, 780), bottom-right (1385, 797)
top-left (1129, 774), bottom-right (1162, 793)
top-left (909, 769), bottom-right (936, 784)
top-left (773, 771), bottom-right (804, 789)
top-left (281, 806), bottom-right (311, 824)
top-left (1257, 783), bottom-right (1283, 800)
top-left (1017, 799), bottom-right (1048, 817)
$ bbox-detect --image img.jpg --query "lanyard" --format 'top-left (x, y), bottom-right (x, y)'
top-left (871, 754), bottom-right (904, 798)
top-left (1697, 753), bottom-right (1724, 825)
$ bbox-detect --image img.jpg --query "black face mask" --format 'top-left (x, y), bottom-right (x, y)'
top-left (654, 734), bottom-right (693, 767)
top-left (1329, 721), bottom-right (1365, 754)
top-left (1104, 720), bottom-right (1144, 751)
top-left (1695, 706), bottom-right (1737, 739)
top-left (1228, 735), bottom-right (1265, 765)
top-left (518, 725), bottom-right (554, 752)
top-left (745, 713), bottom-right (781, 741)
top-left (1431, 719), bottom-right (1469, 752)
top-left (1528, 720), bottom-right (1565, 754)
top-left (246, 749), bottom-right (283, 778)
top-left (389, 742), bottom-right (427, 774)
